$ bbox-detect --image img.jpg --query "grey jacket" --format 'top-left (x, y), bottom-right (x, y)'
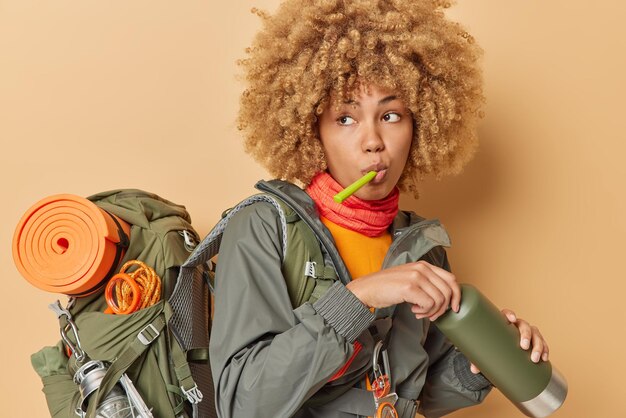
top-left (209, 180), bottom-right (491, 418)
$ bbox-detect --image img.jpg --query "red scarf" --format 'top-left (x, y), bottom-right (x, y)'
top-left (306, 172), bottom-right (399, 237)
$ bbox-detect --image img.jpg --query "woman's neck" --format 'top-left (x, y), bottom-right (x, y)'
top-left (305, 172), bottom-right (399, 237)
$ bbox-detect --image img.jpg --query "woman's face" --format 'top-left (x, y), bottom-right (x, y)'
top-left (318, 84), bottom-right (413, 201)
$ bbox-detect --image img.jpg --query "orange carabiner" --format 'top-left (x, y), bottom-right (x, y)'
top-left (104, 273), bottom-right (141, 314)
top-left (376, 402), bottom-right (398, 418)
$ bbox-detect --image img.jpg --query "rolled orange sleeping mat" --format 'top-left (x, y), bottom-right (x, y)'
top-left (12, 194), bottom-right (131, 296)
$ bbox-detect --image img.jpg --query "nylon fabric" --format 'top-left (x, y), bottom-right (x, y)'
top-left (277, 198), bottom-right (329, 307)
top-left (31, 189), bottom-right (211, 418)
top-left (210, 180), bottom-right (493, 417)
top-left (86, 312), bottom-right (167, 416)
top-left (278, 200), bottom-right (316, 306)
top-left (171, 194), bottom-right (289, 349)
top-left (256, 180), bottom-right (353, 285)
top-left (31, 341), bottom-right (78, 418)
top-left (210, 202), bottom-right (357, 417)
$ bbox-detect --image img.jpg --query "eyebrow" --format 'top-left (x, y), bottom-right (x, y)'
top-left (343, 95), bottom-right (398, 106)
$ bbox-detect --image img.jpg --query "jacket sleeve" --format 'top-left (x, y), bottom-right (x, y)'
top-left (417, 247), bottom-right (492, 417)
top-left (209, 202), bottom-right (375, 418)
top-left (418, 326), bottom-right (492, 417)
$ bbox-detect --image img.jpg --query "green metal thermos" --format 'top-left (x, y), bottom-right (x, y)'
top-left (434, 284), bottom-right (567, 417)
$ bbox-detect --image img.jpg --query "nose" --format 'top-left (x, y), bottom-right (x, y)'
top-left (361, 123), bottom-right (384, 153)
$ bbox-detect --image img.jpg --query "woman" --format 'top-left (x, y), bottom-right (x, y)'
top-left (209, 1), bottom-right (549, 417)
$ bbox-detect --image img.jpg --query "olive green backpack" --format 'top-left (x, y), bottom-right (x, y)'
top-left (31, 189), bottom-right (212, 418)
top-left (30, 186), bottom-right (337, 418)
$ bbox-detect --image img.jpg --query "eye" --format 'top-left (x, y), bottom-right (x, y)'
top-left (383, 112), bottom-right (401, 122)
top-left (337, 115), bottom-right (356, 126)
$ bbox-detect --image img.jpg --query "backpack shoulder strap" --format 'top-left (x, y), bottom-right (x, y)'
top-left (169, 194), bottom-right (289, 349)
top-left (182, 194), bottom-right (288, 272)
top-left (255, 179), bottom-right (351, 286)
top-left (271, 196), bottom-right (337, 307)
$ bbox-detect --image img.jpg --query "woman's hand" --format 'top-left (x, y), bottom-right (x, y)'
top-left (469, 309), bottom-right (550, 374)
top-left (345, 260), bottom-right (460, 321)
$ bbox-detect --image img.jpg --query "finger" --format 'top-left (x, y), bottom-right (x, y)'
top-left (424, 262), bottom-right (455, 282)
top-left (409, 292), bottom-right (436, 318)
top-left (530, 326), bottom-right (549, 363)
top-left (422, 270), bottom-right (454, 320)
top-left (412, 304), bottom-right (440, 320)
top-left (413, 264), bottom-right (452, 320)
top-left (501, 308), bottom-right (517, 323)
top-left (542, 339), bottom-right (550, 362)
top-left (405, 269), bottom-right (446, 319)
top-left (470, 363), bottom-right (480, 374)
top-left (516, 319), bottom-right (533, 350)
top-left (411, 303), bottom-right (432, 318)
top-left (425, 263), bottom-right (461, 312)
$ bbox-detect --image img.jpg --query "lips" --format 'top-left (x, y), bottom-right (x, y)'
top-left (361, 164), bottom-right (388, 184)
top-left (373, 170), bottom-right (387, 183)
top-left (362, 163), bottom-right (387, 174)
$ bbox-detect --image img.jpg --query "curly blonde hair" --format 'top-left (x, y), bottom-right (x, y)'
top-left (237, 0), bottom-right (484, 195)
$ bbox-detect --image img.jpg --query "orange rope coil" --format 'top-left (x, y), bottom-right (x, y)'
top-left (105, 260), bottom-right (161, 314)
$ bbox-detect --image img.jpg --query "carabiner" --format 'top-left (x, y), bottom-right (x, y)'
top-left (372, 340), bottom-right (392, 383)
top-left (49, 300), bottom-right (86, 363)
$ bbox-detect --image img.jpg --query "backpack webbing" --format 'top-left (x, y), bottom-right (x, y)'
top-left (169, 194), bottom-right (288, 348)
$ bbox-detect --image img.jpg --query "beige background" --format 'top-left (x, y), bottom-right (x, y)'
top-left (1, 0), bottom-right (624, 416)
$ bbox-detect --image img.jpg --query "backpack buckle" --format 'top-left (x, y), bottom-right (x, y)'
top-left (179, 230), bottom-right (198, 252)
top-left (304, 261), bottom-right (317, 278)
top-left (181, 384), bottom-right (203, 404)
top-left (138, 324), bottom-right (160, 345)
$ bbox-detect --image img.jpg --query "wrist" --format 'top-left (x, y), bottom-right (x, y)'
top-left (313, 282), bottom-right (375, 343)
top-left (346, 280), bottom-right (370, 309)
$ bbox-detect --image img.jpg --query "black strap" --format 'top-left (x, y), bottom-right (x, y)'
top-left (70, 210), bottom-right (130, 297)
top-left (187, 348), bottom-right (210, 363)
top-left (368, 317), bottom-right (393, 350)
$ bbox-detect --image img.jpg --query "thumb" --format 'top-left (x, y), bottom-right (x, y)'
top-left (470, 363), bottom-right (481, 374)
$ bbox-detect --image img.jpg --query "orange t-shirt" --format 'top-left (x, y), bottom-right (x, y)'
top-left (321, 216), bottom-right (392, 280)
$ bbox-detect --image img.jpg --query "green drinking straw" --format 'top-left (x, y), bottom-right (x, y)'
top-left (333, 171), bottom-right (377, 204)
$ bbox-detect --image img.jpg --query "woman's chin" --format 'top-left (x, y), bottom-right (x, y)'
top-left (355, 185), bottom-right (394, 201)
